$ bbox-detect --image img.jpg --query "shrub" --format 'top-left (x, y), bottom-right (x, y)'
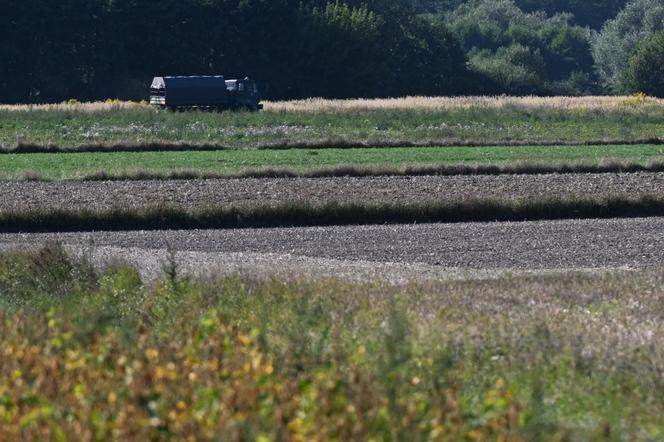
top-left (468, 44), bottom-right (547, 94)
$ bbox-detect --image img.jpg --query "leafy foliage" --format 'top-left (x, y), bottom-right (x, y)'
top-left (468, 45), bottom-right (546, 94)
top-left (623, 32), bottom-right (664, 97)
top-left (592, 0), bottom-right (664, 92)
top-left (445, 0), bottom-right (596, 94)
top-left (514, 0), bottom-right (628, 29)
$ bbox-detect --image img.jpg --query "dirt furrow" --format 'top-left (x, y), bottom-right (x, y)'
top-left (2, 172), bottom-right (664, 212)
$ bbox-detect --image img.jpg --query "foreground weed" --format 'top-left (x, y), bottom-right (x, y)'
top-left (0, 245), bottom-right (663, 439)
top-left (0, 305), bottom-right (526, 440)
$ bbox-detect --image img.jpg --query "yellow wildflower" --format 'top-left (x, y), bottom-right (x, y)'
top-left (145, 349), bottom-right (160, 360)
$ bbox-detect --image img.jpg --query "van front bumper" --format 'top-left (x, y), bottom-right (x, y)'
top-left (150, 96), bottom-right (166, 106)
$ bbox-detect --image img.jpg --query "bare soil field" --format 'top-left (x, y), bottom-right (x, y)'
top-left (3, 172), bottom-right (664, 212)
top-left (2, 217), bottom-right (662, 280)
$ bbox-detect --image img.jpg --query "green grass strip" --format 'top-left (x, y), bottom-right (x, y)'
top-left (3, 196), bottom-right (664, 232)
top-left (3, 105), bottom-right (664, 148)
top-left (3, 145), bottom-right (664, 180)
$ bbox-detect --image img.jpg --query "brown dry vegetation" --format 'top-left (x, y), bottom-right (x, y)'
top-left (2, 195), bottom-right (664, 232)
top-left (261, 95), bottom-right (664, 111)
top-left (2, 95), bottom-right (663, 113)
top-left (0, 99), bottom-right (149, 112)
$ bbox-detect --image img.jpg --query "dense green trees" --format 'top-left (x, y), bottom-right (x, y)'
top-left (514, 0), bottom-right (628, 29)
top-left (591, 0), bottom-right (664, 93)
top-left (416, 0), bottom-right (628, 29)
top-left (0, 0), bottom-right (468, 102)
top-left (623, 31), bottom-right (664, 97)
top-left (1, 0), bottom-right (664, 102)
top-left (0, 0), bottom-right (104, 102)
top-left (445, 0), bottom-right (596, 94)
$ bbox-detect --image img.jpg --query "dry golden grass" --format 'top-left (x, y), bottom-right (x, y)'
top-left (2, 95), bottom-right (664, 112)
top-left (0, 99), bottom-right (150, 112)
top-left (263, 94), bottom-right (664, 111)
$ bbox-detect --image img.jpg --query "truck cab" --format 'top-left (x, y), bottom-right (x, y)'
top-left (225, 78), bottom-right (263, 111)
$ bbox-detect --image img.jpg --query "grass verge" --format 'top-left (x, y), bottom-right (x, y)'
top-left (3, 196), bottom-right (664, 232)
top-left (1, 244), bottom-right (664, 438)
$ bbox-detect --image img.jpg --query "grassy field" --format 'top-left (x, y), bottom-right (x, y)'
top-left (1, 244), bottom-right (663, 439)
top-left (3, 97), bottom-right (664, 149)
top-left (3, 144), bottom-right (664, 180)
top-left (4, 97), bottom-right (664, 439)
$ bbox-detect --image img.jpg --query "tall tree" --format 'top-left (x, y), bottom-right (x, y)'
top-left (592, 0), bottom-right (664, 92)
top-left (623, 31), bottom-right (664, 96)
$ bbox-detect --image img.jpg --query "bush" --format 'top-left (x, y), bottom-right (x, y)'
top-left (468, 44), bottom-right (547, 94)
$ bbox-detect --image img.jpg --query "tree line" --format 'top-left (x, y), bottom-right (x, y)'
top-left (439, 0), bottom-right (664, 96)
top-left (1, 0), bottom-right (663, 103)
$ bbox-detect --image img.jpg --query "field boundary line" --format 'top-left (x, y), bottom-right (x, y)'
top-left (3, 138), bottom-right (664, 154)
top-left (3, 196), bottom-right (664, 232)
top-left (8, 160), bottom-right (664, 182)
